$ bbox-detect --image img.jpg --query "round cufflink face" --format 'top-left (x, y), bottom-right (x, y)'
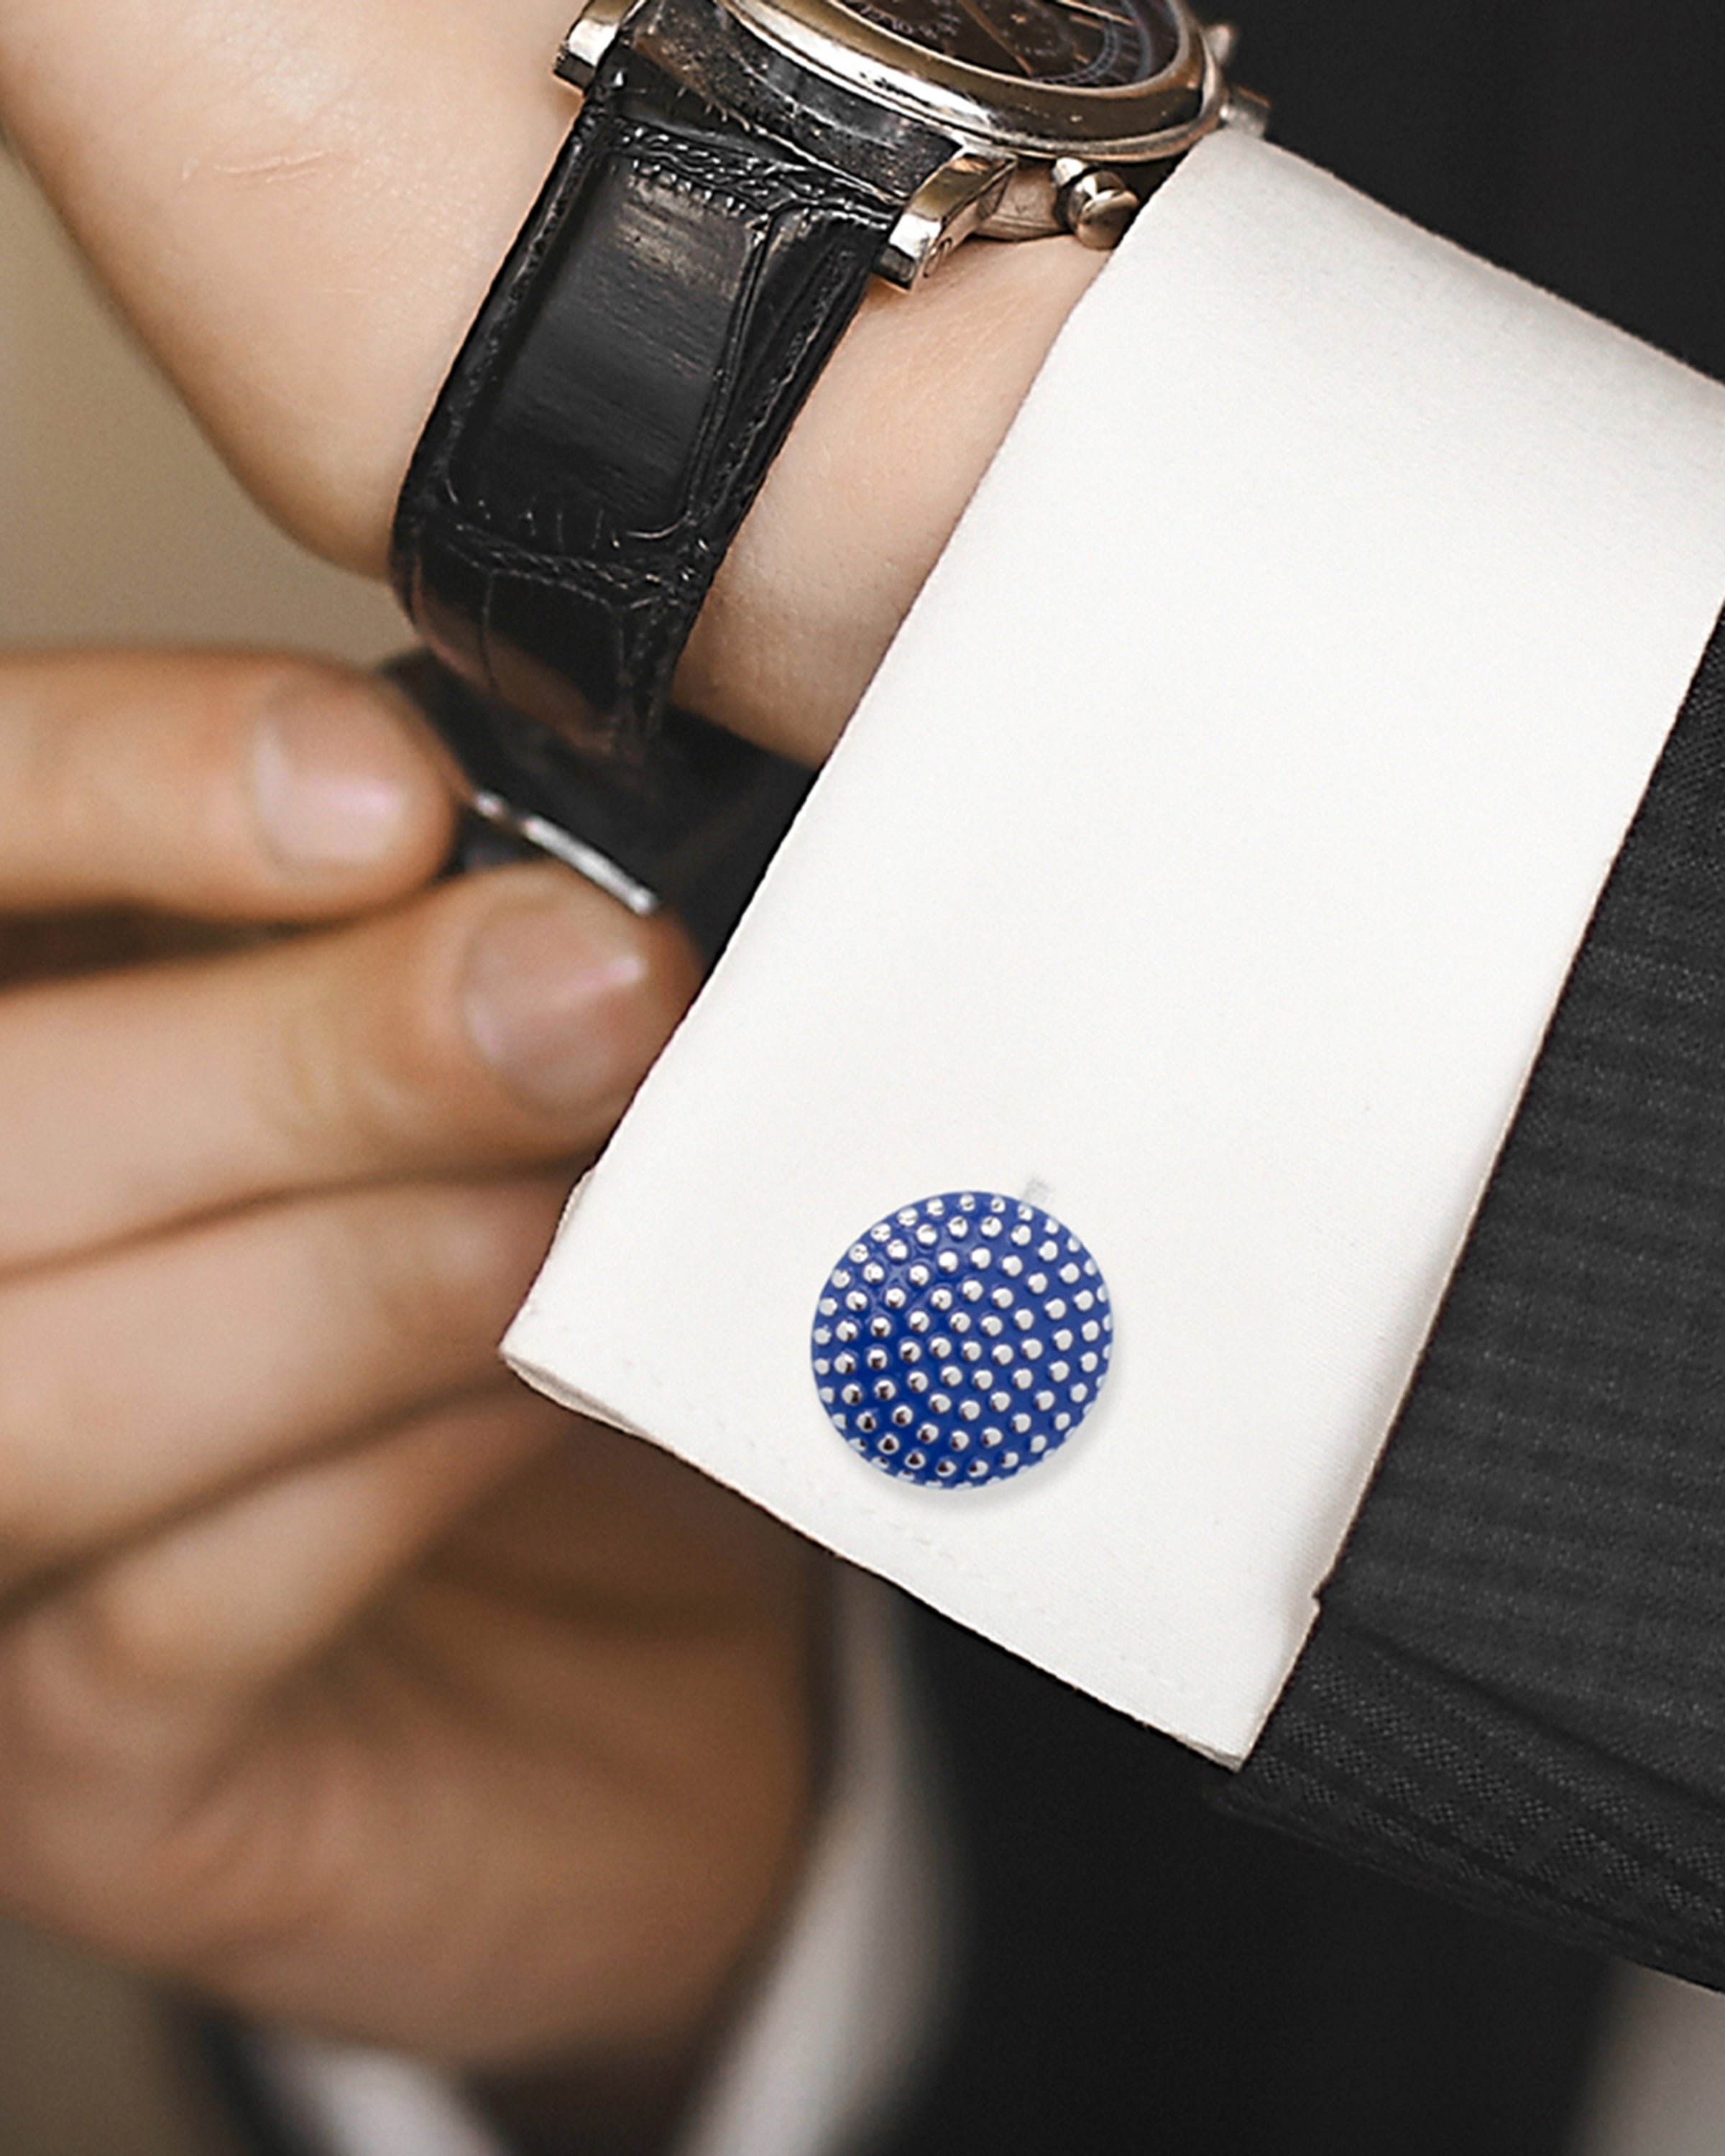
top-left (811, 1192), bottom-right (1113, 1488)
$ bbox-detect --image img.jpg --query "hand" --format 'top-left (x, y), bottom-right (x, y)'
top-left (0, 650), bottom-right (817, 2072)
top-left (0, 1), bottom-right (1103, 762)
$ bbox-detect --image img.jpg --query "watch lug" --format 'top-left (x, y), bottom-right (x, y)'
top-left (1220, 81), bottom-right (1271, 137)
top-left (1203, 19), bottom-right (1271, 137)
top-left (877, 152), bottom-right (1016, 290)
top-left (555, 0), bottom-right (640, 91)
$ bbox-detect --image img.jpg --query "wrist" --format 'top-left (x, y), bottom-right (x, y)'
top-left (677, 233), bottom-right (1104, 763)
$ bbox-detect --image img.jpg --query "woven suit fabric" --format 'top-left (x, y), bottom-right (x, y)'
top-left (1226, 610), bottom-right (1725, 1984)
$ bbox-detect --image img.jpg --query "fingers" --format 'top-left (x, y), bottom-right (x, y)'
top-left (0, 1177), bottom-right (564, 1595)
top-left (0, 1386), bottom-right (564, 1953)
top-left (11, 1386), bottom-right (564, 1753)
top-left (0, 1399), bottom-right (816, 2057)
top-left (0, 652), bottom-right (454, 916)
top-left (0, 862), bottom-right (700, 1272)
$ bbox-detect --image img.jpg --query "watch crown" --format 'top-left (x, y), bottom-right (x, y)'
top-left (1054, 165), bottom-right (1139, 251)
top-left (878, 153), bottom-right (1015, 290)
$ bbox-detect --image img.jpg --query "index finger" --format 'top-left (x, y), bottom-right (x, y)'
top-left (0, 650), bottom-right (456, 917)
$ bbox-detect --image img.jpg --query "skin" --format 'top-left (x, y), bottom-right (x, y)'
top-left (0, 650), bottom-right (819, 2103)
top-left (0, 0), bottom-right (1103, 761)
top-left (0, 0), bottom-right (1106, 2113)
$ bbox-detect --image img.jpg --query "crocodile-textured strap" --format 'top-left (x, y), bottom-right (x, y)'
top-left (392, 34), bottom-right (907, 760)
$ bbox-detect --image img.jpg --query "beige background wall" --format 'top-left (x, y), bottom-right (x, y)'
top-left (0, 152), bottom-right (402, 660)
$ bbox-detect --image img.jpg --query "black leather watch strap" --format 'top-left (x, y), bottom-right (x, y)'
top-left (392, 21), bottom-right (930, 758)
top-left (387, 650), bottom-right (812, 963)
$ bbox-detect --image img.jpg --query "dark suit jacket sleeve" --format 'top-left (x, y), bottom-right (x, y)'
top-left (1222, 604), bottom-right (1725, 1985)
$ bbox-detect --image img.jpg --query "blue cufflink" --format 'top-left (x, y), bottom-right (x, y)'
top-left (811, 1193), bottom-right (1113, 1488)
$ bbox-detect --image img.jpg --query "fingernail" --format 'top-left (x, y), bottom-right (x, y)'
top-left (463, 900), bottom-right (651, 1118)
top-left (251, 680), bottom-right (420, 870)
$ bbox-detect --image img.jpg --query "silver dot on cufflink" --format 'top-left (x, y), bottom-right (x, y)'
top-left (811, 1193), bottom-right (1113, 1488)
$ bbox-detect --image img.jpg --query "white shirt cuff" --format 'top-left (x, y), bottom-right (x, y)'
top-left (503, 129), bottom-right (1725, 1765)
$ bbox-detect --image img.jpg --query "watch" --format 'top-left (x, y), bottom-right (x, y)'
top-left (390, 0), bottom-right (1260, 778)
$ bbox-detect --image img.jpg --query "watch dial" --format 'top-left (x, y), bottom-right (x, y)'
top-left (842, 0), bottom-right (1179, 88)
